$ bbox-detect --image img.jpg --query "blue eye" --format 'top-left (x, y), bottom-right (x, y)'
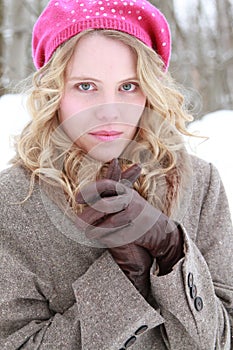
top-left (121, 83), bottom-right (137, 92)
top-left (78, 83), bottom-right (94, 91)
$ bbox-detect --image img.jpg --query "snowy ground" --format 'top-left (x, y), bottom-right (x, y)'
top-left (0, 94), bottom-right (232, 218)
top-left (0, 94), bottom-right (30, 170)
top-left (187, 110), bottom-right (233, 218)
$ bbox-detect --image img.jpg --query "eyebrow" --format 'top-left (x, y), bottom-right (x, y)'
top-left (68, 76), bottom-right (101, 83)
top-left (68, 76), bottom-right (139, 83)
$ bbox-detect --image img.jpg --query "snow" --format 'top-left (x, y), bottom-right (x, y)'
top-left (0, 94), bottom-right (30, 169)
top-left (187, 110), bottom-right (233, 218)
top-left (0, 94), bottom-right (232, 218)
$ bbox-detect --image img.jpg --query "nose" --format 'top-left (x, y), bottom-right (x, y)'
top-left (94, 102), bottom-right (121, 122)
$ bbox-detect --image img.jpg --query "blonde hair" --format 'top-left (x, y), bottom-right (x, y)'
top-left (13, 29), bottom-right (193, 215)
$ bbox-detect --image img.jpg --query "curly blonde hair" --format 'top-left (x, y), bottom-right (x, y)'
top-left (13, 29), bottom-right (193, 216)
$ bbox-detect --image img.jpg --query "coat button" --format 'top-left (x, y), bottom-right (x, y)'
top-left (125, 336), bottom-right (137, 348)
top-left (190, 284), bottom-right (197, 299)
top-left (135, 325), bottom-right (148, 335)
top-left (194, 296), bottom-right (203, 311)
top-left (188, 272), bottom-right (194, 288)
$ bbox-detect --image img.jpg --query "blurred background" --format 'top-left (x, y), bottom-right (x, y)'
top-left (0, 0), bottom-right (232, 117)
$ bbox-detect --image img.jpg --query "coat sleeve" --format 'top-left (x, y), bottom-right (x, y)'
top-left (150, 162), bottom-right (233, 349)
top-left (0, 166), bottom-right (164, 350)
top-left (0, 245), bottom-right (163, 349)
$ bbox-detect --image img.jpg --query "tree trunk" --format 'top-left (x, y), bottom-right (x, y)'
top-left (0, 0), bottom-right (232, 115)
top-left (1, 0), bottom-right (31, 86)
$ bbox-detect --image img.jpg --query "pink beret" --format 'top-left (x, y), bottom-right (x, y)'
top-left (32, 0), bottom-right (171, 70)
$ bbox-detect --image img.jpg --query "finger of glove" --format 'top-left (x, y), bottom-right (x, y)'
top-left (77, 194), bottom-right (130, 226)
top-left (87, 193), bottom-right (131, 215)
top-left (85, 216), bottom-right (148, 247)
top-left (76, 191), bottom-right (132, 232)
top-left (86, 198), bottom-right (166, 247)
top-left (105, 158), bottom-right (121, 181)
top-left (76, 179), bottom-right (126, 204)
top-left (120, 163), bottom-right (141, 187)
top-left (106, 159), bottom-right (141, 185)
top-left (76, 205), bottom-right (106, 230)
top-left (86, 208), bottom-right (130, 236)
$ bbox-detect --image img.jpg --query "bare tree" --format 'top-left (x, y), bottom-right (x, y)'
top-left (2, 0), bottom-right (30, 84)
top-left (213, 0), bottom-right (233, 108)
top-left (1, 0), bottom-right (233, 117)
top-left (155, 0), bottom-right (233, 117)
top-left (0, 0), bottom-right (49, 91)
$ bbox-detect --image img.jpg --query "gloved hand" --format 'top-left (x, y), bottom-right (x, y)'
top-left (76, 159), bottom-right (184, 298)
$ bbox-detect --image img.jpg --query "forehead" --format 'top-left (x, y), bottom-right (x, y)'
top-left (66, 33), bottom-right (138, 77)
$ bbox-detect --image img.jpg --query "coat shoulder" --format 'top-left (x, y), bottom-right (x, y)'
top-left (189, 154), bottom-right (211, 176)
top-left (0, 165), bottom-right (31, 201)
top-left (188, 154), bottom-right (223, 191)
top-left (187, 154), bottom-right (213, 192)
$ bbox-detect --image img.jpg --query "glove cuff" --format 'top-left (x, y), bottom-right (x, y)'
top-left (156, 224), bottom-right (184, 276)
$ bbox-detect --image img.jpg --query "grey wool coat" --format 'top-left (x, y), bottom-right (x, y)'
top-left (0, 155), bottom-right (233, 350)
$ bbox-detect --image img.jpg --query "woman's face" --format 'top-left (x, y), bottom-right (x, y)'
top-left (59, 33), bottom-right (146, 162)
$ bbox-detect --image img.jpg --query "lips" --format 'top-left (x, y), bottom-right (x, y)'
top-left (89, 130), bottom-right (123, 141)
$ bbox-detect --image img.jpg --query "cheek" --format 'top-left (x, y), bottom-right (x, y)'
top-left (125, 125), bottom-right (138, 140)
top-left (59, 97), bottom-right (81, 142)
top-left (132, 92), bottom-right (146, 115)
top-left (138, 94), bottom-right (147, 107)
top-left (59, 95), bottom-right (79, 122)
top-left (134, 90), bottom-right (146, 108)
top-left (122, 103), bottom-right (145, 125)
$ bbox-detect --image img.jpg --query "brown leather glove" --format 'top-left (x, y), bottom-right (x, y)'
top-left (76, 159), bottom-right (184, 298)
top-left (76, 159), bottom-right (153, 297)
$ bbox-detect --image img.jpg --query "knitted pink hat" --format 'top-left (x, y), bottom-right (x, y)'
top-left (32, 0), bottom-right (171, 70)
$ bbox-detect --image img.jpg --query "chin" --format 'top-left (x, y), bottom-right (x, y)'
top-left (88, 149), bottom-right (123, 162)
top-left (85, 140), bottom-right (130, 163)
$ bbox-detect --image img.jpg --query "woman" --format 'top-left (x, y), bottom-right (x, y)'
top-left (0, 0), bottom-right (232, 349)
